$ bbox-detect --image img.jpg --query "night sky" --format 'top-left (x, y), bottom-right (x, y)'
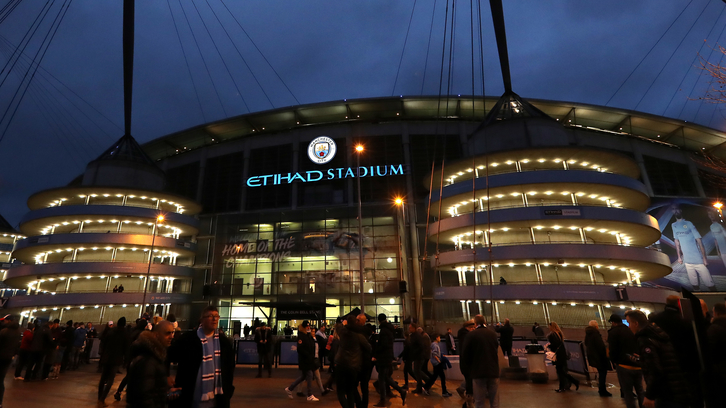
top-left (1, 0), bottom-right (725, 227)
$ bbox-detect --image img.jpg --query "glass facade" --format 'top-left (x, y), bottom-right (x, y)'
top-left (204, 206), bottom-right (404, 331)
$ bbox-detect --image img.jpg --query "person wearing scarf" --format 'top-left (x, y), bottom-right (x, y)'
top-left (168, 306), bottom-right (235, 408)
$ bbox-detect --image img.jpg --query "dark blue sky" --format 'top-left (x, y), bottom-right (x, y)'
top-left (1, 0), bottom-right (725, 227)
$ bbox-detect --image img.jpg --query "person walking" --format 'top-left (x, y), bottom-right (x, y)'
top-left (114, 318), bottom-right (150, 401)
top-left (335, 317), bottom-right (370, 408)
top-left (0, 316), bottom-right (20, 406)
top-left (625, 310), bottom-right (690, 408)
top-left (254, 321), bottom-right (272, 378)
top-left (14, 322), bottom-right (33, 380)
top-left (444, 328), bottom-right (457, 355)
top-left (126, 321), bottom-right (179, 408)
top-left (60, 320), bottom-right (75, 373)
top-left (419, 328), bottom-right (432, 382)
top-left (315, 323), bottom-right (328, 370)
top-left (461, 315), bottom-right (500, 408)
top-left (97, 317), bottom-right (128, 408)
top-left (284, 320), bottom-right (318, 402)
top-left (423, 334), bottom-right (451, 397)
top-left (584, 320), bottom-right (611, 396)
top-left (532, 322), bottom-right (545, 338)
top-left (168, 306), bottom-right (235, 408)
top-left (27, 322), bottom-right (50, 382)
top-left (496, 319), bottom-right (514, 357)
top-left (71, 322), bottom-right (88, 370)
top-left (547, 322), bottom-right (579, 393)
top-left (408, 323), bottom-right (426, 394)
top-left (606, 314), bottom-right (644, 408)
top-left (373, 314), bottom-right (406, 406)
top-left (455, 319), bottom-right (475, 400)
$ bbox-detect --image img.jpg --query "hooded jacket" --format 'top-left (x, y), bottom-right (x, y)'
top-left (607, 323), bottom-right (640, 367)
top-left (0, 322), bottom-right (20, 360)
top-left (373, 321), bottom-right (395, 367)
top-left (584, 326), bottom-right (609, 368)
top-left (100, 317), bottom-right (129, 366)
top-left (296, 325), bottom-right (316, 371)
top-left (126, 331), bottom-right (169, 408)
top-left (634, 322), bottom-right (690, 404)
top-left (335, 325), bottom-right (371, 373)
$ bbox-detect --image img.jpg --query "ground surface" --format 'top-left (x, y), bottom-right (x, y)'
top-left (3, 363), bottom-right (631, 407)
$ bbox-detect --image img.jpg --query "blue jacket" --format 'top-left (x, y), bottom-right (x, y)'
top-left (429, 342), bottom-right (441, 367)
top-left (73, 328), bottom-right (88, 348)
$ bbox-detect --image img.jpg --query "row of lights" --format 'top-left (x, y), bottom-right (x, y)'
top-left (1, 233), bottom-right (25, 239)
top-left (453, 263), bottom-right (641, 281)
top-left (448, 191), bottom-right (621, 213)
top-left (33, 247), bottom-right (180, 264)
top-left (21, 302), bottom-right (173, 316)
top-left (450, 227), bottom-right (632, 245)
top-left (39, 219), bottom-right (181, 236)
top-left (448, 159), bottom-right (608, 182)
top-left (48, 194), bottom-right (184, 213)
top-left (463, 299), bottom-right (649, 315)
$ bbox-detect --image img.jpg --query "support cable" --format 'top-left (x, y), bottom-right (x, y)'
top-left (419, 0), bottom-right (438, 95)
top-left (189, 0), bottom-right (251, 112)
top-left (219, 0), bottom-right (300, 105)
top-left (391, 0), bottom-right (417, 96)
top-left (0, 0), bottom-right (71, 145)
top-left (635, 0), bottom-right (711, 111)
top-left (0, 0), bottom-right (52, 92)
top-left (605, 0), bottom-right (694, 106)
top-left (177, 0), bottom-right (228, 118)
top-left (165, 0), bottom-right (206, 123)
top-left (662, 4), bottom-right (726, 116)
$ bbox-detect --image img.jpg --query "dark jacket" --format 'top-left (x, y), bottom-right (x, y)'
top-left (584, 326), bottom-right (609, 369)
top-left (496, 323), bottom-right (514, 351)
top-left (421, 331), bottom-right (432, 360)
top-left (374, 321), bottom-right (395, 368)
top-left (315, 329), bottom-right (328, 358)
top-left (547, 331), bottom-right (567, 364)
top-left (461, 326), bottom-right (499, 379)
top-left (634, 322), bottom-right (690, 404)
top-left (126, 331), bottom-right (169, 408)
top-left (335, 325), bottom-right (371, 373)
top-left (30, 325), bottom-right (51, 353)
top-left (532, 325), bottom-right (545, 337)
top-left (445, 332), bottom-right (456, 353)
top-left (0, 322), bottom-right (20, 360)
top-left (100, 320), bottom-right (129, 366)
top-left (607, 323), bottom-right (639, 367)
top-left (707, 316), bottom-right (726, 379)
top-left (348, 324), bottom-right (373, 370)
top-left (296, 328), bottom-right (316, 371)
top-left (649, 305), bottom-right (699, 373)
top-left (408, 331), bottom-right (424, 361)
top-left (254, 326), bottom-right (272, 354)
top-left (169, 329), bottom-right (235, 408)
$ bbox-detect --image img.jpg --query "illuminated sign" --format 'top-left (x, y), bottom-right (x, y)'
top-left (246, 164), bottom-right (404, 187)
top-left (308, 136), bottom-right (337, 164)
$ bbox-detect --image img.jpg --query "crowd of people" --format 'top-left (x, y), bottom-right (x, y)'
top-left (0, 293), bottom-right (721, 408)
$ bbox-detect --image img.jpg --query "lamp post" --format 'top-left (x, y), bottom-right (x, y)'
top-left (141, 214), bottom-right (164, 317)
top-left (356, 144), bottom-right (365, 313)
top-left (394, 197), bottom-right (406, 319)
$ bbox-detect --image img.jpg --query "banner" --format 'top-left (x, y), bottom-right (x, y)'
top-left (647, 199), bottom-right (726, 291)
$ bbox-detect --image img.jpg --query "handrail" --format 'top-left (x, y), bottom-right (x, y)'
top-left (439, 202), bottom-right (635, 219)
top-left (443, 240), bottom-right (662, 251)
top-left (443, 166), bottom-right (617, 186)
top-left (436, 280), bottom-right (670, 288)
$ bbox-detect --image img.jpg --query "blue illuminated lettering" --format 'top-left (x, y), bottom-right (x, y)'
top-left (247, 176), bottom-right (261, 187)
top-left (376, 166), bottom-right (387, 176)
top-left (390, 164), bottom-right (404, 175)
top-left (358, 167), bottom-right (368, 177)
top-left (307, 170), bottom-right (323, 182)
top-left (290, 172), bottom-right (306, 182)
top-left (327, 169), bottom-right (335, 179)
top-left (260, 175), bottom-right (273, 185)
top-left (345, 168), bottom-right (355, 178)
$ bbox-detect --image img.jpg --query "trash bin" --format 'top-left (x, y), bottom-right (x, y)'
top-left (525, 344), bottom-right (548, 383)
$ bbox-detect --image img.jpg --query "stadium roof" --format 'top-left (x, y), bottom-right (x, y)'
top-left (141, 95), bottom-right (726, 161)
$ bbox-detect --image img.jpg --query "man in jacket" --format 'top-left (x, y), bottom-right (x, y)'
top-left (707, 302), bottom-right (726, 404)
top-left (14, 322), bottom-right (33, 380)
top-left (254, 321), bottom-right (272, 378)
top-left (444, 328), bottom-right (456, 355)
top-left (98, 317), bottom-right (128, 408)
top-left (607, 314), bottom-right (644, 408)
top-left (169, 306), bottom-right (235, 408)
top-left (373, 314), bottom-right (406, 407)
top-left (0, 316), bottom-right (20, 406)
top-left (625, 310), bottom-right (690, 408)
top-left (27, 322), bottom-right (51, 382)
top-left (495, 319), bottom-right (514, 357)
top-left (336, 318), bottom-right (371, 408)
top-left (584, 320), bottom-right (611, 397)
top-left (408, 323), bottom-right (426, 394)
top-left (649, 295), bottom-right (701, 406)
top-left (461, 315), bottom-right (499, 408)
top-left (126, 321), bottom-right (179, 408)
top-left (455, 320), bottom-right (475, 399)
top-left (284, 320), bottom-right (318, 401)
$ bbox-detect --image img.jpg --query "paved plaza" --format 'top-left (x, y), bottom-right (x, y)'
top-left (3, 363), bottom-right (632, 408)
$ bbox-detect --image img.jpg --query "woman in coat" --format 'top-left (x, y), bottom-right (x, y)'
top-left (547, 322), bottom-right (579, 393)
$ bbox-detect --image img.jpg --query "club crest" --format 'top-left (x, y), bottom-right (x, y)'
top-left (308, 136), bottom-right (337, 164)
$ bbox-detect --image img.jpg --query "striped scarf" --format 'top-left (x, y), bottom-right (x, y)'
top-left (197, 327), bottom-right (223, 401)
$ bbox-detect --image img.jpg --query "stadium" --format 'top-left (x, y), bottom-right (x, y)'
top-left (8, 92), bottom-right (726, 330)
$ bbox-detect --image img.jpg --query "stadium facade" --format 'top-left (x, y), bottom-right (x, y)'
top-left (8, 94), bottom-right (726, 329)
